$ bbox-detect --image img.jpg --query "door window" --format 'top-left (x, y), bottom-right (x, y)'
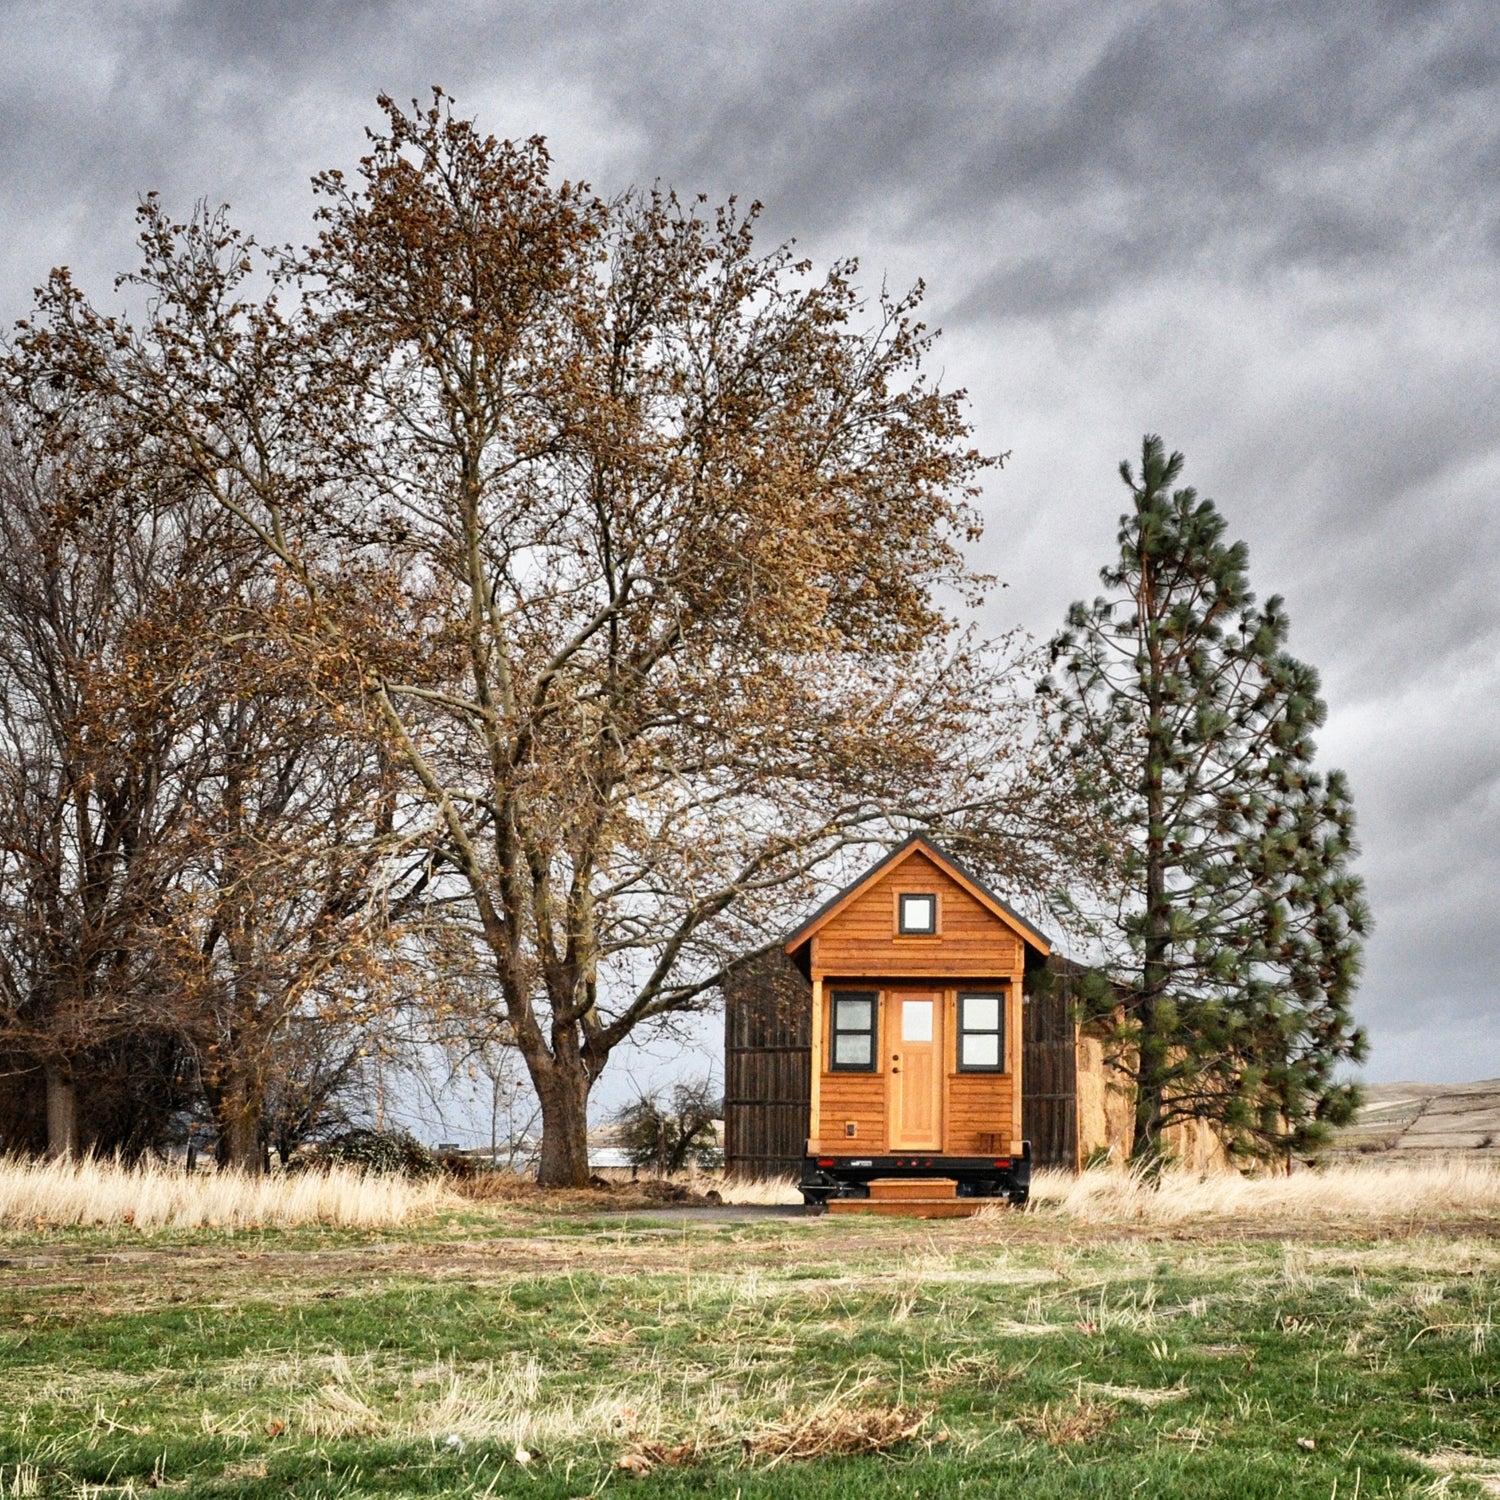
top-left (902, 998), bottom-right (934, 1042)
top-left (889, 991), bottom-right (942, 1150)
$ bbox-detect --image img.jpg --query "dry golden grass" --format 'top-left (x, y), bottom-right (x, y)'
top-left (0, 1154), bottom-right (455, 1230)
top-left (281, 1347), bottom-right (932, 1475)
top-left (14, 1152), bottom-right (1493, 1236)
top-left (743, 1394), bottom-right (930, 1465)
top-left (714, 1159), bottom-right (1500, 1223)
top-left (717, 1173), bottom-right (804, 1206)
top-left (578, 1159), bottom-right (1500, 1221)
top-left (1412, 1447), bottom-right (1500, 1496)
top-left (297, 1348), bottom-right (714, 1453)
top-left (1018, 1399), bottom-right (1118, 1445)
top-left (1, 1462), bottom-right (41, 1498)
top-left (1023, 1157), bottom-right (1500, 1226)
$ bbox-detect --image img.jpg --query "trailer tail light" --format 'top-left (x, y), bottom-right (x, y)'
top-left (993, 1159), bottom-right (1011, 1168)
top-left (816, 1158), bottom-right (836, 1168)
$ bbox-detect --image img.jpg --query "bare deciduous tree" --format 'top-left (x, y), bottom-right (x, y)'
top-left (0, 400), bottom-right (419, 1167)
top-left (0, 406), bottom-right (214, 1153)
top-left (166, 625), bottom-right (415, 1170)
top-left (14, 93), bottom-right (1105, 1183)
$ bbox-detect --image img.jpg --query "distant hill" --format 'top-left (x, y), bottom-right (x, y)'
top-left (1328, 1080), bottom-right (1500, 1157)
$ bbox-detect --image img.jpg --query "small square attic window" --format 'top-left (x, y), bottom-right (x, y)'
top-left (898, 892), bottom-right (937, 934)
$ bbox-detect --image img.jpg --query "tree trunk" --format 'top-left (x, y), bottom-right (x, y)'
top-left (44, 1062), bottom-right (79, 1159)
top-left (213, 1067), bottom-right (264, 1173)
top-left (1130, 552), bottom-right (1171, 1171)
top-left (534, 1064), bottom-right (592, 1187)
top-left (1131, 999), bottom-right (1168, 1167)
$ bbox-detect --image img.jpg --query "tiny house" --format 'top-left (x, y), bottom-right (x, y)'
top-left (724, 851), bottom-right (1233, 1197)
top-left (741, 835), bottom-right (1051, 1207)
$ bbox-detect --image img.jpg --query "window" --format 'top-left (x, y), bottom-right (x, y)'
top-left (898, 892), bottom-right (937, 934)
top-left (901, 998), bottom-right (933, 1042)
top-left (829, 990), bottom-right (878, 1071)
top-left (957, 992), bottom-right (1005, 1071)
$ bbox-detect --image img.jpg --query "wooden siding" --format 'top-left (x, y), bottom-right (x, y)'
top-left (723, 951), bottom-right (811, 1178)
top-left (811, 986), bottom-right (1022, 1155)
top-left (817, 1065), bottom-right (886, 1148)
top-left (807, 851), bottom-right (1028, 1154)
top-left (729, 842), bottom-right (1044, 1166)
top-left (945, 1068), bottom-right (1016, 1155)
top-left (813, 852), bottom-right (1023, 978)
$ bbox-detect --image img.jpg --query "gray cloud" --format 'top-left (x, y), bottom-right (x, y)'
top-left (2, 0), bottom-right (1497, 1084)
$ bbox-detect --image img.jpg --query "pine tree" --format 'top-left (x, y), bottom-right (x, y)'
top-left (1049, 435), bottom-right (1370, 1165)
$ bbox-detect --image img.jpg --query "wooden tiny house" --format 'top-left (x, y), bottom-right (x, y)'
top-left (725, 921), bottom-right (1233, 1197)
top-left (737, 836), bottom-right (1051, 1208)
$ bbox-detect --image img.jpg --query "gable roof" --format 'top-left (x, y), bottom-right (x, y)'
top-left (782, 834), bottom-right (1051, 958)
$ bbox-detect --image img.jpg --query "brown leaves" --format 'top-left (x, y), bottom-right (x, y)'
top-left (615, 1440), bottom-right (700, 1475)
top-left (0, 86), bottom-right (1090, 1183)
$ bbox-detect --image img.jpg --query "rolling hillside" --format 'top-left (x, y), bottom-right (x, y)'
top-left (1330, 1079), bottom-right (1500, 1156)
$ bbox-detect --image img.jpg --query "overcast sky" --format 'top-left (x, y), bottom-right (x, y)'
top-left (3, 0), bottom-right (1497, 1097)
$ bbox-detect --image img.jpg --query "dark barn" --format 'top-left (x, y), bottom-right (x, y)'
top-left (722, 949), bottom-right (813, 1180)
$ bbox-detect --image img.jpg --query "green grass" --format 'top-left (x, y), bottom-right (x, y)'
top-left (2, 1211), bottom-right (1498, 1498)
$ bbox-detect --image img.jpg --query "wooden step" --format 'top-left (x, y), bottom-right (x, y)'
top-left (826, 1197), bottom-right (983, 1219)
top-left (867, 1177), bottom-right (957, 1201)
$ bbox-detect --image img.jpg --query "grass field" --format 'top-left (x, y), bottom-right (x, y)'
top-left (3, 1161), bottom-right (1499, 1498)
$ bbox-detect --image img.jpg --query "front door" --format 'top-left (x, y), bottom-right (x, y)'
top-left (888, 990), bottom-right (943, 1151)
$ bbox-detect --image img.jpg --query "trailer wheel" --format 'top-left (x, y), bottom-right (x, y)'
top-left (1008, 1187), bottom-right (1030, 1208)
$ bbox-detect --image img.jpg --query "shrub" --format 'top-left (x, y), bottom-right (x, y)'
top-left (318, 1128), bottom-right (441, 1178)
top-left (612, 1081), bottom-right (723, 1175)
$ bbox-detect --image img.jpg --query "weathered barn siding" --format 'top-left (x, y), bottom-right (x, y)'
top-left (1075, 1027), bottom-right (1134, 1163)
top-left (723, 951), bottom-right (811, 1178)
top-left (1031, 965), bottom-right (1233, 1170)
top-left (1022, 980), bottom-right (1079, 1170)
top-left (1075, 1024), bottom-right (1232, 1168)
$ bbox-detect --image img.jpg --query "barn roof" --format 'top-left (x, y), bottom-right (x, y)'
top-left (782, 834), bottom-right (1052, 959)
